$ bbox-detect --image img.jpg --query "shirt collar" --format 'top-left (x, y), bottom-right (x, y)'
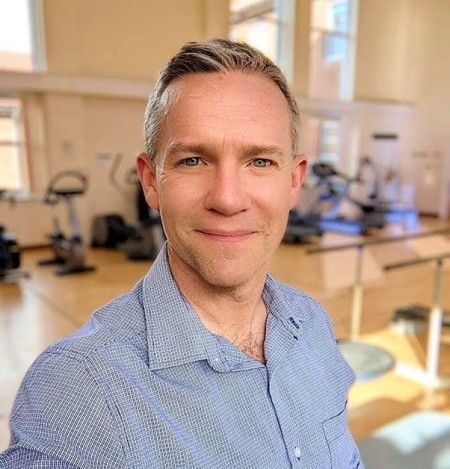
top-left (262, 274), bottom-right (307, 333)
top-left (142, 244), bottom-right (306, 371)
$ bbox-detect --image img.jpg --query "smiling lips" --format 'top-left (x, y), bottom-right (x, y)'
top-left (196, 229), bottom-right (256, 242)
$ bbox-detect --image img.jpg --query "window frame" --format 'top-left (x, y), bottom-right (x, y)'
top-left (0, 99), bottom-right (29, 191)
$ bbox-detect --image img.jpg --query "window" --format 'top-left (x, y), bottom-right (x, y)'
top-left (230, 0), bottom-right (278, 62)
top-left (0, 1), bottom-right (45, 191)
top-left (229, 0), bottom-right (295, 82)
top-left (323, 32), bottom-right (347, 62)
top-left (309, 0), bottom-right (357, 100)
top-left (0, 98), bottom-right (28, 191)
top-left (0, 0), bottom-right (46, 72)
top-left (319, 119), bottom-right (340, 165)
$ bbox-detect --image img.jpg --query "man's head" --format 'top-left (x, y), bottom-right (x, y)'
top-left (144, 38), bottom-right (300, 162)
top-left (137, 39), bottom-right (306, 292)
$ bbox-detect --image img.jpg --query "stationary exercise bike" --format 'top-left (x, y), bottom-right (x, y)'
top-left (38, 171), bottom-right (96, 275)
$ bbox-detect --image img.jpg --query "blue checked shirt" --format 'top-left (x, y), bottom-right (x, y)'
top-left (1, 245), bottom-right (364, 468)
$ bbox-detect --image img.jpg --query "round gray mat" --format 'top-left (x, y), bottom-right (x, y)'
top-left (338, 340), bottom-right (396, 381)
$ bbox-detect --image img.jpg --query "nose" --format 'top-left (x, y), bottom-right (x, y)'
top-left (204, 163), bottom-right (250, 215)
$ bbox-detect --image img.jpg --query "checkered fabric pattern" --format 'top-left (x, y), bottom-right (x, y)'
top-left (0, 245), bottom-right (363, 468)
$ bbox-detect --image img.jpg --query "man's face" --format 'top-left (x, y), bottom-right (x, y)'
top-left (138, 71), bottom-right (306, 290)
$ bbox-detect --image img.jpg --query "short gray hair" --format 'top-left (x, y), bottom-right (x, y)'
top-left (143, 38), bottom-right (299, 161)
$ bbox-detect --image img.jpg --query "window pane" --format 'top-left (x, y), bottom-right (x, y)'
top-left (230, 14), bottom-right (278, 63)
top-left (319, 119), bottom-right (340, 165)
top-left (309, 0), bottom-right (355, 100)
top-left (230, 0), bottom-right (278, 63)
top-left (324, 32), bottom-right (348, 62)
top-left (312, 0), bottom-right (350, 32)
top-left (332, 2), bottom-right (350, 32)
top-left (0, 0), bottom-right (33, 72)
top-left (0, 99), bottom-right (27, 191)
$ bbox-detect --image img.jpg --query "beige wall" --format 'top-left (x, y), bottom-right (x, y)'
top-left (354, 0), bottom-right (413, 103)
top-left (401, 0), bottom-right (450, 216)
top-left (44, 0), bottom-right (229, 80)
top-left (291, 0), bottom-right (311, 96)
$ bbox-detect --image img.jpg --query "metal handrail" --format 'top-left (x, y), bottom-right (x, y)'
top-left (383, 252), bottom-right (449, 385)
top-left (306, 228), bottom-right (450, 255)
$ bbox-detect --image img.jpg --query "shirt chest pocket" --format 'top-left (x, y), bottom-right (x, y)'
top-left (322, 406), bottom-right (362, 469)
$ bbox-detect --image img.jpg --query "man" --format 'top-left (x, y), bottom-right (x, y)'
top-left (0, 39), bottom-right (363, 468)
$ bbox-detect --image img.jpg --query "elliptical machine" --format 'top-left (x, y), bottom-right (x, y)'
top-left (38, 171), bottom-right (96, 275)
top-left (121, 167), bottom-right (165, 261)
top-left (91, 154), bottom-right (165, 260)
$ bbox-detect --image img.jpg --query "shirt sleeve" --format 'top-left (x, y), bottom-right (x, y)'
top-left (0, 350), bottom-right (127, 468)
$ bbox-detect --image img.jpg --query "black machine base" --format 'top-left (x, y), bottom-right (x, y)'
top-left (392, 304), bottom-right (450, 330)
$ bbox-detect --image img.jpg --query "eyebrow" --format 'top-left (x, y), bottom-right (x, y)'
top-left (165, 141), bottom-right (285, 158)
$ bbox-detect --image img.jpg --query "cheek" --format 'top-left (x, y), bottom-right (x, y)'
top-left (257, 176), bottom-right (293, 208)
top-left (157, 177), bottom-right (202, 219)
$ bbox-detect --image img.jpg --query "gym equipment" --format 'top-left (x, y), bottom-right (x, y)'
top-left (91, 213), bottom-right (134, 249)
top-left (352, 156), bottom-right (419, 230)
top-left (391, 303), bottom-right (450, 334)
top-left (91, 154), bottom-right (165, 261)
top-left (283, 209), bottom-right (324, 244)
top-left (385, 251), bottom-right (450, 390)
top-left (0, 225), bottom-right (29, 282)
top-left (120, 166), bottom-right (165, 261)
top-left (38, 171), bottom-right (96, 275)
top-left (0, 191), bottom-right (30, 282)
top-left (303, 161), bottom-right (386, 236)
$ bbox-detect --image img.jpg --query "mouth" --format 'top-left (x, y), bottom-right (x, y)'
top-left (196, 229), bottom-right (256, 242)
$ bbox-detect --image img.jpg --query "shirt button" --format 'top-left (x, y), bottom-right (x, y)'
top-left (294, 447), bottom-right (302, 459)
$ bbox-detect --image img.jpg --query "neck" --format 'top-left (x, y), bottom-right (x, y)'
top-left (168, 249), bottom-right (268, 362)
top-left (190, 292), bottom-right (268, 364)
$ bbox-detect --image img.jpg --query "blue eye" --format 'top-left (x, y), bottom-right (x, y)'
top-left (183, 157), bottom-right (201, 166)
top-left (253, 158), bottom-right (271, 168)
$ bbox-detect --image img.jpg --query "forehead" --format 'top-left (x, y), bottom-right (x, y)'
top-left (160, 71), bottom-right (291, 146)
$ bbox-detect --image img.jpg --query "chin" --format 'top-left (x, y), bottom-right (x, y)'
top-left (199, 261), bottom-right (265, 290)
top-left (203, 275), bottom-right (253, 290)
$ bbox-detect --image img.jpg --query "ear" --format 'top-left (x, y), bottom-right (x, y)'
top-left (136, 152), bottom-right (160, 210)
top-left (290, 154), bottom-right (308, 209)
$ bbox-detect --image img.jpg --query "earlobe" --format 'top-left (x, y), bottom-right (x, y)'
top-left (136, 152), bottom-right (160, 210)
top-left (290, 154), bottom-right (308, 208)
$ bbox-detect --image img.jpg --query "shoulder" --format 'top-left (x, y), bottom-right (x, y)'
top-left (9, 278), bottom-right (149, 411)
top-left (50, 277), bottom-right (148, 360)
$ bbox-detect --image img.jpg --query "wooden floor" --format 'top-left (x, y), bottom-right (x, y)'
top-left (1, 215), bottom-right (450, 451)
